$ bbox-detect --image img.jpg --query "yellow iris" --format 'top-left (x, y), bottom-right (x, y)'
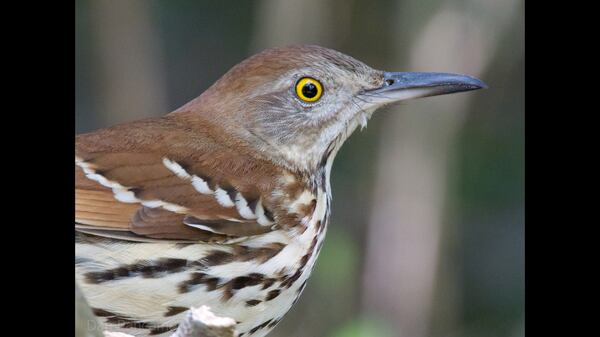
top-left (295, 77), bottom-right (323, 102)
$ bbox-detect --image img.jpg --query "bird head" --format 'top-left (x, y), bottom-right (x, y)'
top-left (174, 45), bottom-right (486, 175)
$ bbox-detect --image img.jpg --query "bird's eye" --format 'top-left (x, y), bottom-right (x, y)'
top-left (295, 77), bottom-right (323, 102)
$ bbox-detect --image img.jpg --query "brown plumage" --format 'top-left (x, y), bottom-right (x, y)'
top-left (75, 45), bottom-right (485, 337)
top-left (75, 116), bottom-right (286, 240)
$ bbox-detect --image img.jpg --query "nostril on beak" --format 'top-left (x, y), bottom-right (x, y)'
top-left (385, 79), bottom-right (395, 86)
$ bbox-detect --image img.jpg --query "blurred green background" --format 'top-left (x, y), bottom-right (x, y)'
top-left (75, 1), bottom-right (523, 337)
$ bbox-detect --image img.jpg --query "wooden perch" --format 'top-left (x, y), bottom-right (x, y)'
top-left (102, 306), bottom-right (237, 337)
top-left (165, 306), bottom-right (237, 337)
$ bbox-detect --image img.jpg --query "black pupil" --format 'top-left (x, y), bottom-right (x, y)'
top-left (302, 82), bottom-right (318, 98)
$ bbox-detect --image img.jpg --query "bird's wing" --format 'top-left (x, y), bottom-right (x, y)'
top-left (75, 118), bottom-right (280, 242)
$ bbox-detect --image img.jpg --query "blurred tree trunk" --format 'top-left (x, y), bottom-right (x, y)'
top-left (362, 1), bottom-right (520, 336)
top-left (88, 0), bottom-right (167, 126)
top-left (251, 0), bottom-right (353, 52)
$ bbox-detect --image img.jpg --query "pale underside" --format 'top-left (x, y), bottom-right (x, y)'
top-left (76, 204), bottom-right (328, 337)
top-left (75, 149), bottom-right (334, 337)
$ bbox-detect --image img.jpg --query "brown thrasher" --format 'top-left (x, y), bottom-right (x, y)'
top-left (75, 45), bottom-right (485, 337)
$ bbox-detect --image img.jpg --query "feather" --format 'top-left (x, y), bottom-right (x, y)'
top-left (75, 119), bottom-right (286, 241)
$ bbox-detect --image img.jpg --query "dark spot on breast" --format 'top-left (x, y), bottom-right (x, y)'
top-left (203, 277), bottom-right (220, 291)
top-left (93, 309), bottom-right (150, 330)
top-left (222, 287), bottom-right (234, 301)
top-left (92, 308), bottom-right (116, 317)
top-left (233, 243), bottom-right (286, 264)
top-left (143, 258), bottom-right (188, 277)
top-left (193, 245), bottom-right (285, 275)
top-left (113, 267), bottom-right (129, 277)
top-left (281, 269), bottom-right (302, 289)
top-left (262, 278), bottom-right (275, 290)
top-left (266, 289), bottom-right (281, 301)
top-left (299, 253), bottom-right (311, 270)
top-left (84, 258), bottom-right (190, 284)
top-left (121, 321), bottom-right (150, 329)
top-left (84, 270), bottom-right (118, 284)
top-left (202, 250), bottom-right (235, 266)
top-left (221, 273), bottom-right (267, 301)
top-left (245, 299), bottom-right (262, 307)
top-left (164, 306), bottom-right (188, 317)
top-left (231, 274), bottom-right (264, 289)
top-left (105, 315), bottom-right (135, 325)
top-left (299, 198), bottom-right (317, 216)
top-left (309, 199), bottom-right (317, 213)
top-left (178, 272), bottom-right (221, 293)
top-left (149, 325), bottom-right (178, 335)
top-left (315, 220), bottom-right (322, 232)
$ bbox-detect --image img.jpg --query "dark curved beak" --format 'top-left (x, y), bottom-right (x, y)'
top-left (361, 72), bottom-right (487, 104)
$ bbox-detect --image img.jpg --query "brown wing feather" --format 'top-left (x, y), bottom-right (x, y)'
top-left (75, 168), bottom-right (137, 229)
top-left (130, 207), bottom-right (228, 241)
top-left (75, 117), bottom-right (282, 242)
